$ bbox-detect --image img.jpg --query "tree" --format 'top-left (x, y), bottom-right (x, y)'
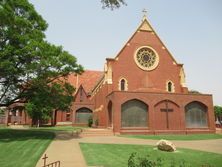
top-left (101, 0), bottom-right (127, 10)
top-left (25, 81), bottom-right (75, 126)
top-left (0, 0), bottom-right (83, 125)
top-left (0, 0), bottom-right (83, 108)
top-left (0, 0), bottom-right (125, 125)
top-left (189, 90), bottom-right (201, 94)
top-left (214, 105), bottom-right (222, 123)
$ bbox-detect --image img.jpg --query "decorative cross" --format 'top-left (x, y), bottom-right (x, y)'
top-left (160, 100), bottom-right (174, 129)
top-left (42, 154), bottom-right (48, 167)
top-left (142, 9), bottom-right (148, 17)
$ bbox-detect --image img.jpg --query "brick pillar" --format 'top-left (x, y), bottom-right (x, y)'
top-left (148, 101), bottom-right (155, 131)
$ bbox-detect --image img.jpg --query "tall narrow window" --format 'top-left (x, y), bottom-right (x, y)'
top-left (80, 87), bottom-right (83, 102)
top-left (168, 82), bottom-right (172, 92)
top-left (121, 79), bottom-right (125, 91)
top-left (166, 81), bottom-right (174, 92)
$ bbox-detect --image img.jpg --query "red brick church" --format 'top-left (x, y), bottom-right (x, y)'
top-left (5, 16), bottom-right (215, 134)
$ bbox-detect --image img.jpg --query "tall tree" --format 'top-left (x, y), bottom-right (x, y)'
top-left (214, 105), bottom-right (222, 123)
top-left (0, 0), bottom-right (83, 108)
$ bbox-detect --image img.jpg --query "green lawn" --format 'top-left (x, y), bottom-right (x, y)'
top-left (80, 143), bottom-right (222, 167)
top-left (0, 128), bottom-right (55, 167)
top-left (120, 134), bottom-right (222, 140)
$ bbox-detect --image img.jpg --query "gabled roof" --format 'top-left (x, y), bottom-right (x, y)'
top-left (106, 16), bottom-right (179, 65)
top-left (67, 70), bottom-right (104, 94)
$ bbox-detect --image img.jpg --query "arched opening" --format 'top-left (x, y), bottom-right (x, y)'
top-left (185, 102), bottom-right (208, 128)
top-left (168, 82), bottom-right (172, 92)
top-left (107, 101), bottom-right (113, 127)
top-left (75, 107), bottom-right (92, 124)
top-left (120, 79), bottom-right (126, 91)
top-left (121, 99), bottom-right (148, 127)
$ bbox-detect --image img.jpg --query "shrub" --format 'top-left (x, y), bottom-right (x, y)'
top-left (127, 152), bottom-right (214, 167)
top-left (88, 116), bottom-right (93, 127)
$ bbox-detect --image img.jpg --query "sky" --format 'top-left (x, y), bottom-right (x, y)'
top-left (29, 0), bottom-right (222, 105)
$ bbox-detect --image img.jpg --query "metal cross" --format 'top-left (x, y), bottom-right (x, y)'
top-left (42, 154), bottom-right (48, 167)
top-left (160, 100), bottom-right (173, 129)
top-left (142, 9), bottom-right (148, 17)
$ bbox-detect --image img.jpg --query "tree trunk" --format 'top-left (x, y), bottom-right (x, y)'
top-left (51, 111), bottom-right (54, 126)
top-left (53, 110), bottom-right (58, 126)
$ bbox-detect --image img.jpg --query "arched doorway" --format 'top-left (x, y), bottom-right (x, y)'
top-left (121, 99), bottom-right (148, 127)
top-left (75, 107), bottom-right (92, 124)
top-left (107, 101), bottom-right (113, 127)
top-left (185, 101), bottom-right (208, 128)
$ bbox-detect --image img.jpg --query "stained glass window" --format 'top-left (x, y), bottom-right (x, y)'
top-left (121, 99), bottom-right (148, 127)
top-left (135, 47), bottom-right (159, 71)
top-left (185, 102), bottom-right (208, 128)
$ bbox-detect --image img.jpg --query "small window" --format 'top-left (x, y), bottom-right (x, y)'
top-left (166, 81), bottom-right (174, 92)
top-left (80, 87), bottom-right (83, 102)
top-left (121, 79), bottom-right (125, 91)
top-left (168, 82), bottom-right (172, 92)
top-left (119, 78), bottom-right (128, 91)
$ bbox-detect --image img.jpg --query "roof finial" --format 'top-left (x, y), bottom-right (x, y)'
top-left (142, 8), bottom-right (147, 21)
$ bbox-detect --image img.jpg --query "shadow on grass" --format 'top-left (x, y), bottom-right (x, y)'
top-left (0, 129), bottom-right (55, 143)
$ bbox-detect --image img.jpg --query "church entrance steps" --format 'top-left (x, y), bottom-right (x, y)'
top-left (120, 129), bottom-right (215, 135)
top-left (80, 128), bottom-right (114, 137)
top-left (56, 121), bottom-right (72, 125)
top-left (120, 129), bottom-right (153, 135)
top-left (9, 124), bottom-right (28, 129)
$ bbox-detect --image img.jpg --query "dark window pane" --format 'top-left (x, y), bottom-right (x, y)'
top-left (121, 99), bottom-right (148, 127)
top-left (185, 102), bottom-right (208, 128)
top-left (168, 82), bottom-right (172, 92)
top-left (76, 108), bottom-right (92, 123)
top-left (121, 79), bottom-right (125, 91)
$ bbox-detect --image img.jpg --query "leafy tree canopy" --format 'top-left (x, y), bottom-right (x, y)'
top-left (0, 0), bottom-right (83, 108)
top-left (214, 105), bottom-right (222, 117)
top-left (189, 90), bottom-right (201, 94)
top-left (101, 0), bottom-right (126, 10)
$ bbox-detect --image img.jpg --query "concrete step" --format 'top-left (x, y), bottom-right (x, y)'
top-left (80, 128), bottom-right (114, 137)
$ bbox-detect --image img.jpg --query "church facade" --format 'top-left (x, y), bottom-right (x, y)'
top-left (5, 16), bottom-right (215, 134)
top-left (67, 16), bottom-right (215, 134)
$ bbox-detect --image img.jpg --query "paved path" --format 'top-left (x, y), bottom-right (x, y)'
top-left (36, 132), bottom-right (87, 167)
top-left (36, 132), bottom-right (222, 167)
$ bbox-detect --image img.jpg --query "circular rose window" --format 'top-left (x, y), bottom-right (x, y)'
top-left (134, 46), bottom-right (159, 71)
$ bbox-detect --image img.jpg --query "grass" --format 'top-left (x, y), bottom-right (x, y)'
top-left (80, 143), bottom-right (222, 167)
top-left (120, 134), bottom-right (222, 140)
top-left (0, 124), bottom-right (7, 129)
top-left (0, 128), bottom-right (55, 167)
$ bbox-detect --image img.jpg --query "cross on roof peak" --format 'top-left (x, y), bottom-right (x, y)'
top-left (142, 9), bottom-right (148, 21)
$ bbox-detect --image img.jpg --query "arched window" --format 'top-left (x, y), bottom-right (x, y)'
top-left (168, 82), bottom-right (172, 92)
top-left (185, 102), bottom-right (208, 128)
top-left (166, 81), bottom-right (174, 92)
top-left (121, 79), bottom-right (125, 91)
top-left (75, 107), bottom-right (92, 124)
top-left (121, 99), bottom-right (148, 127)
top-left (119, 78), bottom-right (128, 91)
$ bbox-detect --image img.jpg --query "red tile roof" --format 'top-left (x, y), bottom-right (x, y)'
top-left (67, 70), bottom-right (104, 94)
